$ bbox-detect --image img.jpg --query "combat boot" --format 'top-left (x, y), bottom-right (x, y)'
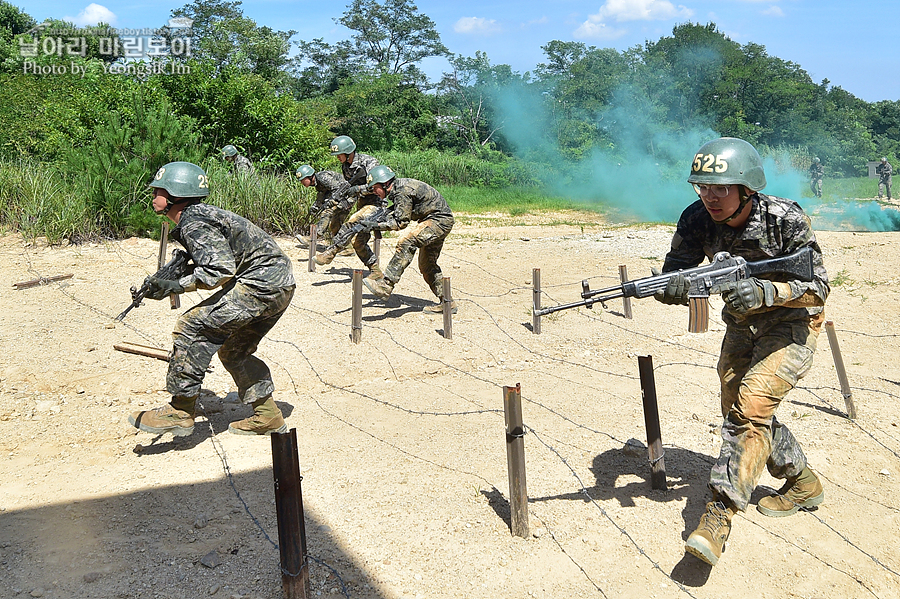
top-left (685, 500), bottom-right (736, 566)
top-left (228, 397), bottom-right (287, 435)
top-left (128, 396), bottom-right (196, 436)
top-left (363, 277), bottom-right (394, 299)
top-left (757, 467), bottom-right (824, 517)
top-left (424, 300), bottom-right (458, 314)
top-left (295, 234), bottom-right (311, 249)
top-left (314, 247), bottom-right (338, 266)
top-left (338, 246), bottom-right (356, 256)
top-left (366, 263), bottom-right (384, 281)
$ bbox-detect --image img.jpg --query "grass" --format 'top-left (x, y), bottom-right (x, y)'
top-left (438, 185), bottom-right (585, 216)
top-left (801, 176), bottom-right (885, 200)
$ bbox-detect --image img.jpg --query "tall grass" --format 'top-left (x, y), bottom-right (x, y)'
top-left (439, 186), bottom-right (579, 215)
top-left (380, 149), bottom-right (541, 188)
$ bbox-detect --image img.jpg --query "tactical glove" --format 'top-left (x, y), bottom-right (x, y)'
top-left (652, 269), bottom-right (690, 305)
top-left (145, 276), bottom-right (184, 300)
top-left (710, 278), bottom-right (775, 314)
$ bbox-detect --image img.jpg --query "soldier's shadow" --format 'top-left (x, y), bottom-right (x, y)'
top-left (309, 266), bottom-right (354, 286)
top-left (131, 391), bottom-right (295, 455)
top-left (526, 444), bottom-right (722, 585)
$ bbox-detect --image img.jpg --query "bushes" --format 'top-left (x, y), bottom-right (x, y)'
top-left (379, 149), bottom-right (541, 188)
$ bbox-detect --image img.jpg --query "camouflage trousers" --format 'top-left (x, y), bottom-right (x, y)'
top-left (383, 217), bottom-right (454, 298)
top-left (809, 177), bottom-right (822, 198)
top-left (333, 204), bottom-right (381, 268)
top-left (313, 204), bottom-right (351, 241)
top-left (167, 282), bottom-right (295, 405)
top-left (878, 175), bottom-right (892, 199)
top-left (709, 317), bottom-right (820, 511)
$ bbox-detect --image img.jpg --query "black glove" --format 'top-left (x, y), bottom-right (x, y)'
top-left (346, 184), bottom-right (367, 197)
top-left (652, 269), bottom-right (690, 305)
top-left (144, 276), bottom-right (184, 300)
top-left (710, 278), bottom-right (773, 314)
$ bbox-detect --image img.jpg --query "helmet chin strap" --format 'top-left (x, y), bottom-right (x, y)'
top-left (710, 187), bottom-right (753, 225)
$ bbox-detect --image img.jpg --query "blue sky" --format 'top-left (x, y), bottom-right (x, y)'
top-left (20, 0), bottom-right (898, 103)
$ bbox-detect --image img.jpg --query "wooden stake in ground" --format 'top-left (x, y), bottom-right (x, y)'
top-left (503, 383), bottom-right (529, 538)
top-left (113, 342), bottom-right (169, 362)
top-left (618, 265), bottom-right (632, 319)
top-left (13, 273), bottom-right (73, 290)
top-left (351, 269), bottom-right (362, 344)
top-left (271, 429), bottom-right (310, 599)
top-left (532, 268), bottom-right (541, 335)
top-left (637, 356), bottom-right (667, 490)
top-left (307, 224), bottom-right (317, 273)
top-left (159, 222), bottom-right (180, 311)
top-left (441, 277), bottom-right (453, 340)
top-left (824, 320), bottom-right (857, 419)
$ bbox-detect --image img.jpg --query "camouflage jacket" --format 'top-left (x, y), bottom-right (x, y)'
top-left (233, 155), bottom-right (254, 174)
top-left (341, 152), bottom-right (384, 208)
top-left (876, 161), bottom-right (893, 180)
top-left (312, 170), bottom-right (349, 210)
top-left (172, 203), bottom-right (294, 293)
top-left (662, 193), bottom-right (829, 328)
top-left (384, 178), bottom-right (454, 230)
top-left (808, 163), bottom-right (824, 179)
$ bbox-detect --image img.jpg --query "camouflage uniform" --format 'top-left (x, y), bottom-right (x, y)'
top-left (662, 193), bottom-right (829, 511)
top-left (876, 160), bottom-right (892, 200)
top-left (169, 203), bottom-right (295, 407)
top-left (379, 178), bottom-right (454, 299)
top-left (232, 154), bottom-right (254, 175)
top-left (808, 162), bottom-right (824, 197)
top-left (340, 152), bottom-right (385, 267)
top-left (309, 170), bottom-right (352, 241)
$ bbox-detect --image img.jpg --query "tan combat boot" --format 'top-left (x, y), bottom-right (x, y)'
top-left (338, 246), bottom-right (356, 256)
top-left (314, 247), bottom-right (338, 266)
top-left (128, 396), bottom-right (196, 436)
top-left (366, 263), bottom-right (384, 281)
top-left (424, 299), bottom-right (458, 314)
top-left (363, 277), bottom-right (394, 299)
top-left (685, 500), bottom-right (736, 566)
top-left (757, 467), bottom-right (824, 517)
top-left (228, 397), bottom-right (287, 435)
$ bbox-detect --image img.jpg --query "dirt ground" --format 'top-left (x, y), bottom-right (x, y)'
top-left (0, 208), bottom-right (899, 599)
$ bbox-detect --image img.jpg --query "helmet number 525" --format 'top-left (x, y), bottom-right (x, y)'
top-left (693, 153), bottom-right (728, 173)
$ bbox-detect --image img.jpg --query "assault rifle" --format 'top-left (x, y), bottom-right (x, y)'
top-left (116, 249), bottom-right (190, 321)
top-left (330, 206), bottom-right (390, 248)
top-left (534, 247), bottom-right (814, 317)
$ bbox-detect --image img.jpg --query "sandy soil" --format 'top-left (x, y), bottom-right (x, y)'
top-left (0, 209), bottom-right (899, 599)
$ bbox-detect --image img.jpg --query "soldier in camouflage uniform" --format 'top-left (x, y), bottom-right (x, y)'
top-left (127, 162), bottom-right (296, 437)
top-left (314, 135), bottom-right (385, 276)
top-left (808, 157), bottom-right (824, 198)
top-left (876, 157), bottom-right (892, 200)
top-left (654, 138), bottom-right (829, 567)
top-left (222, 144), bottom-right (255, 175)
top-left (360, 166), bottom-right (456, 314)
top-left (294, 164), bottom-right (354, 251)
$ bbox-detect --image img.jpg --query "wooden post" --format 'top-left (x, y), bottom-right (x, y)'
top-left (532, 268), bottom-right (541, 335)
top-left (307, 224), bottom-right (317, 273)
top-left (618, 265), bottom-right (632, 319)
top-left (824, 321), bottom-right (857, 419)
top-left (373, 232), bottom-right (381, 265)
top-left (271, 429), bottom-right (310, 599)
top-left (12, 274), bottom-right (73, 290)
top-left (159, 222), bottom-right (180, 310)
top-left (442, 277), bottom-right (453, 340)
top-left (637, 356), bottom-right (667, 490)
top-left (503, 384), bottom-right (529, 538)
top-left (351, 269), bottom-right (363, 344)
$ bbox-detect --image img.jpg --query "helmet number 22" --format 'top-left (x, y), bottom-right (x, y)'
top-left (693, 153), bottom-right (728, 173)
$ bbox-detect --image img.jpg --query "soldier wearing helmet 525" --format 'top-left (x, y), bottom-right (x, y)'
top-left (656, 138), bottom-right (830, 567)
top-left (127, 161), bottom-right (295, 438)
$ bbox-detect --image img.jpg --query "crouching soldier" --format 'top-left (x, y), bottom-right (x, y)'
top-left (360, 166), bottom-right (456, 314)
top-left (128, 161), bottom-right (296, 436)
top-left (294, 164), bottom-right (354, 253)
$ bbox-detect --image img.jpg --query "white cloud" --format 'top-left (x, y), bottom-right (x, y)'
top-left (762, 6), bottom-right (785, 16)
top-left (573, 19), bottom-right (628, 41)
top-left (64, 4), bottom-right (118, 27)
top-left (454, 16), bottom-right (502, 35)
top-left (593, 0), bottom-right (693, 23)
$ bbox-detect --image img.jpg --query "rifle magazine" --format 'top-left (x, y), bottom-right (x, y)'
top-left (688, 297), bottom-right (709, 333)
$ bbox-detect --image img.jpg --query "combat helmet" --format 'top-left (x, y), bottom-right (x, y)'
top-left (150, 162), bottom-right (210, 199)
top-left (295, 164), bottom-right (315, 179)
top-left (366, 165), bottom-right (396, 188)
top-left (330, 135), bottom-right (356, 156)
top-left (221, 144), bottom-right (238, 158)
top-left (688, 137), bottom-right (766, 191)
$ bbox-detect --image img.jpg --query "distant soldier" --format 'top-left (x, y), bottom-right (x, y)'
top-left (876, 157), bottom-right (892, 200)
top-left (315, 135), bottom-right (384, 275)
top-left (359, 166), bottom-right (456, 314)
top-left (294, 164), bottom-right (354, 255)
top-left (222, 144), bottom-right (255, 175)
top-left (808, 157), bottom-right (823, 198)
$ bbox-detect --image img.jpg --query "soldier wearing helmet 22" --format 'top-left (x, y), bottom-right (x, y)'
top-left (127, 162), bottom-right (295, 437)
top-left (654, 138), bottom-right (830, 567)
